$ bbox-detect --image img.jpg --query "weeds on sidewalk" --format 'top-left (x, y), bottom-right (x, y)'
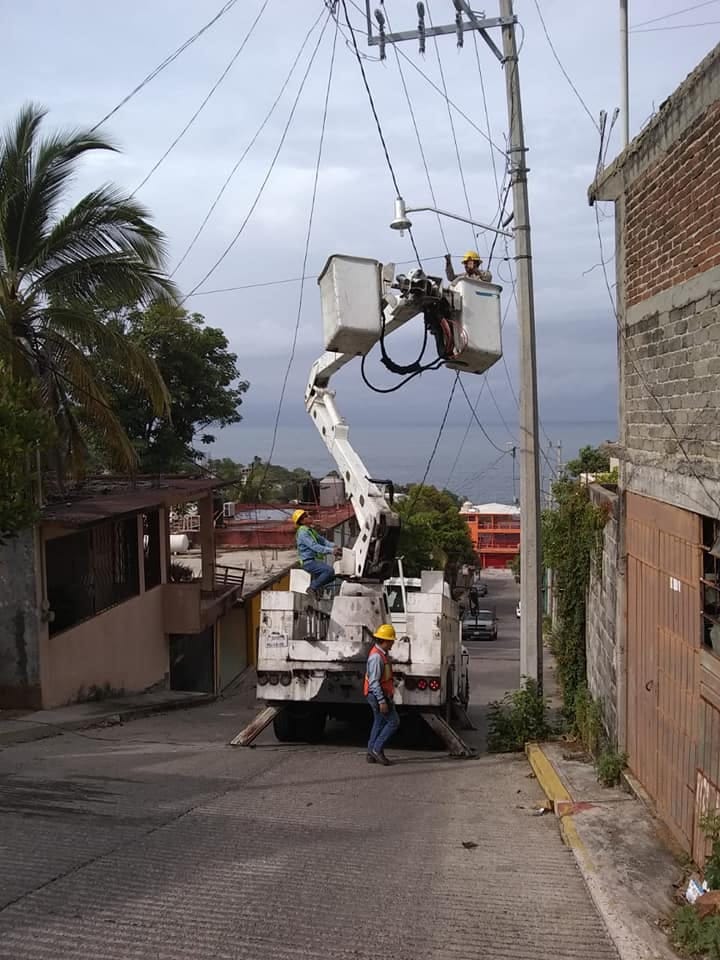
top-left (671, 906), bottom-right (720, 957)
top-left (487, 678), bottom-right (552, 752)
top-left (595, 748), bottom-right (628, 787)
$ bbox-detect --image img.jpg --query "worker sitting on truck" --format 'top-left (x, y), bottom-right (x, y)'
top-left (292, 509), bottom-right (340, 599)
top-left (364, 623), bottom-right (400, 766)
top-left (445, 249), bottom-right (492, 283)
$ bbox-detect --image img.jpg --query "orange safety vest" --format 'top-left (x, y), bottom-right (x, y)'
top-left (363, 644), bottom-right (394, 700)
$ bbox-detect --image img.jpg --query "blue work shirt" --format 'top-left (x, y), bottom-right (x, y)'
top-left (296, 525), bottom-right (335, 565)
top-left (366, 648), bottom-right (388, 703)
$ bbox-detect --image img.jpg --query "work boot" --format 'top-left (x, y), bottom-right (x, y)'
top-left (371, 750), bottom-right (392, 766)
top-left (366, 751), bottom-right (377, 764)
top-left (306, 587), bottom-right (318, 603)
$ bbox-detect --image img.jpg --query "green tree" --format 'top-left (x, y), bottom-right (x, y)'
top-left (94, 303), bottom-right (248, 472)
top-left (397, 485), bottom-right (475, 578)
top-left (0, 362), bottom-right (53, 539)
top-left (0, 104), bottom-right (175, 476)
top-left (564, 445), bottom-right (610, 478)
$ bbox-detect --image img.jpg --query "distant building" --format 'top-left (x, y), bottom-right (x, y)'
top-left (460, 502), bottom-right (520, 569)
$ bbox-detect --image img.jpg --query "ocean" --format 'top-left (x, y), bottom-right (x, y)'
top-left (210, 419), bottom-right (618, 505)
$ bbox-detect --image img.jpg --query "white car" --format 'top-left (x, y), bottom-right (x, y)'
top-left (516, 601), bottom-right (521, 618)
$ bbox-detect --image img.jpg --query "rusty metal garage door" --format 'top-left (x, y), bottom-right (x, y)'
top-left (626, 492), bottom-right (701, 851)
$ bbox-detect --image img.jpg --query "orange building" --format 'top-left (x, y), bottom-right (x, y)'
top-left (460, 501), bottom-right (520, 570)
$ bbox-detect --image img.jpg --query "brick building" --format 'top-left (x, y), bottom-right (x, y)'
top-left (460, 502), bottom-right (520, 569)
top-left (587, 43), bottom-right (720, 863)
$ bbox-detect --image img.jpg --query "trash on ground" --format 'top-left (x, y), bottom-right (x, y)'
top-left (462, 841), bottom-right (478, 850)
top-left (685, 878), bottom-right (708, 904)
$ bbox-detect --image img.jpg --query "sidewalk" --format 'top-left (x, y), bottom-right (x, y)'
top-left (0, 689), bottom-right (215, 747)
top-left (527, 740), bottom-right (683, 960)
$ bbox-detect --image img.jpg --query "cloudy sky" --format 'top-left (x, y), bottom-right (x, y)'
top-left (2, 1), bottom-right (716, 497)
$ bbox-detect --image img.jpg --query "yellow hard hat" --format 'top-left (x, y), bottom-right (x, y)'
top-left (292, 508), bottom-right (308, 525)
top-left (461, 250), bottom-right (482, 263)
top-left (374, 623), bottom-right (396, 642)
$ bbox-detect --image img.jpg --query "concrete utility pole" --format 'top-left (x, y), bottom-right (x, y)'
top-left (365, 0), bottom-right (543, 689)
top-left (499, 0), bottom-right (543, 690)
top-left (620, 0), bottom-right (629, 148)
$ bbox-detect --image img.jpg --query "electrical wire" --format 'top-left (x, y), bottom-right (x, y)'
top-left (381, 2), bottom-right (449, 251)
top-left (631, 19), bottom-right (720, 31)
top-left (182, 12), bottom-right (332, 300)
top-left (172, 10), bottom-right (326, 277)
top-left (405, 372), bottom-right (460, 513)
top-left (457, 376), bottom-right (506, 454)
top-left (459, 448), bottom-right (511, 491)
top-left (425, 0), bottom-right (475, 246)
top-left (254, 14), bottom-right (340, 500)
top-left (632, 0), bottom-right (720, 28)
top-left (532, 0), bottom-right (600, 134)
top-left (444, 376), bottom-right (488, 490)
top-left (339, 0), bottom-right (422, 266)
top-left (133, 0), bottom-right (270, 196)
top-left (92, 0), bottom-right (243, 131)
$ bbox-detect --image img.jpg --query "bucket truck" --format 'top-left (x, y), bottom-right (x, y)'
top-left (250, 255), bottom-right (503, 749)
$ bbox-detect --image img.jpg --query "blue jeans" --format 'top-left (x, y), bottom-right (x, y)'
top-left (303, 558), bottom-right (336, 592)
top-left (367, 695), bottom-right (400, 754)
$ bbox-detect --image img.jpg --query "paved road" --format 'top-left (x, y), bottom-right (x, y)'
top-left (0, 574), bottom-right (617, 959)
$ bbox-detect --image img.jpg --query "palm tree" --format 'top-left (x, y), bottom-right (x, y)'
top-left (0, 103), bottom-right (177, 477)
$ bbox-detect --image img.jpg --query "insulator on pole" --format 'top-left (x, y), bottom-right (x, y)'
top-left (417, 3), bottom-right (426, 54)
top-left (374, 8), bottom-right (386, 60)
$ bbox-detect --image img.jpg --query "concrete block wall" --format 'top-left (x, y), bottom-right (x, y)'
top-left (0, 530), bottom-right (42, 708)
top-left (586, 485), bottom-right (619, 743)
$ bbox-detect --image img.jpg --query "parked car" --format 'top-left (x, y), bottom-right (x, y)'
top-left (516, 601), bottom-right (521, 619)
top-left (461, 608), bottom-right (498, 642)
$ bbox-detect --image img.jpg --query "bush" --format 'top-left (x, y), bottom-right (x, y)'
top-left (595, 748), bottom-right (628, 787)
top-left (574, 686), bottom-right (603, 756)
top-left (700, 811), bottom-right (720, 891)
top-left (169, 562), bottom-right (195, 582)
top-left (487, 678), bottom-right (552, 752)
top-left (671, 905), bottom-right (720, 958)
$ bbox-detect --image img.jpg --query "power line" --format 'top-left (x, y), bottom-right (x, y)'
top-left (92, 0), bottom-right (243, 131)
top-left (457, 376), bottom-right (507, 454)
top-left (632, 0), bottom-right (720, 28)
top-left (182, 12), bottom-right (332, 300)
top-left (172, 8), bottom-right (327, 276)
top-left (532, 0), bottom-right (600, 133)
top-left (381, 3), bottom-right (449, 251)
top-left (444, 376), bottom-right (488, 490)
top-left (255, 13), bottom-right (340, 499)
top-left (406, 372), bottom-right (460, 512)
top-left (426, 0), bottom-right (475, 246)
top-left (631, 19), bottom-right (720, 31)
top-left (133, 0), bottom-right (270, 195)
top-left (339, 0), bottom-right (422, 266)
top-left (459, 448), bottom-right (512, 491)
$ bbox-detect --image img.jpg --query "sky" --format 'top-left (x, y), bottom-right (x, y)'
top-left (2, 0), bottom-right (716, 500)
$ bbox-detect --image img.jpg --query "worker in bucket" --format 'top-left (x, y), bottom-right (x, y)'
top-left (292, 509), bottom-right (340, 600)
top-left (364, 624), bottom-right (400, 766)
top-left (445, 249), bottom-right (492, 283)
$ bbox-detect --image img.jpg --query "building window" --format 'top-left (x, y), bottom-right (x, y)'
top-left (702, 516), bottom-right (720, 656)
top-left (143, 510), bottom-right (162, 591)
top-left (46, 517), bottom-right (140, 635)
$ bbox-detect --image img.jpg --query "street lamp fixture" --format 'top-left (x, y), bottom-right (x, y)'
top-left (389, 196), bottom-right (513, 239)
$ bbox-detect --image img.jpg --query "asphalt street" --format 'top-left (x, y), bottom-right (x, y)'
top-left (0, 573), bottom-right (618, 959)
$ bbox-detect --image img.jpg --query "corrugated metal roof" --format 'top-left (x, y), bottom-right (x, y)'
top-left (41, 477), bottom-right (222, 528)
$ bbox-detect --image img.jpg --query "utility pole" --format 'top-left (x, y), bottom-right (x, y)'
top-left (620, 0), bottom-right (629, 148)
top-left (499, 0), bottom-right (543, 690)
top-left (364, 0), bottom-right (543, 689)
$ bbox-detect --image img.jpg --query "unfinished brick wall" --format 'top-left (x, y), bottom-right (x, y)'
top-left (625, 100), bottom-right (720, 307)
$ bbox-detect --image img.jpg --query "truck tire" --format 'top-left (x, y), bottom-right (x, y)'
top-left (273, 709), bottom-right (296, 743)
top-left (299, 707), bottom-right (327, 743)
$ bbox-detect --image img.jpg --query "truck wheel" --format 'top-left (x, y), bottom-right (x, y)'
top-left (273, 709), bottom-right (296, 743)
top-left (300, 708), bottom-right (327, 743)
top-left (445, 669), bottom-right (454, 725)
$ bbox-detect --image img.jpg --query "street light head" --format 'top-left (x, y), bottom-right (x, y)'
top-left (390, 196), bottom-right (412, 236)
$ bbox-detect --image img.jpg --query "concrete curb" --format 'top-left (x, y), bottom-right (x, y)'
top-left (0, 693), bottom-right (216, 748)
top-left (525, 741), bottom-right (675, 960)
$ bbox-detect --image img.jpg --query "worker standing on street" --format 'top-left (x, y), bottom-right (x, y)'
top-left (293, 509), bottom-right (340, 600)
top-left (445, 250), bottom-right (493, 283)
top-left (364, 624), bottom-right (400, 766)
